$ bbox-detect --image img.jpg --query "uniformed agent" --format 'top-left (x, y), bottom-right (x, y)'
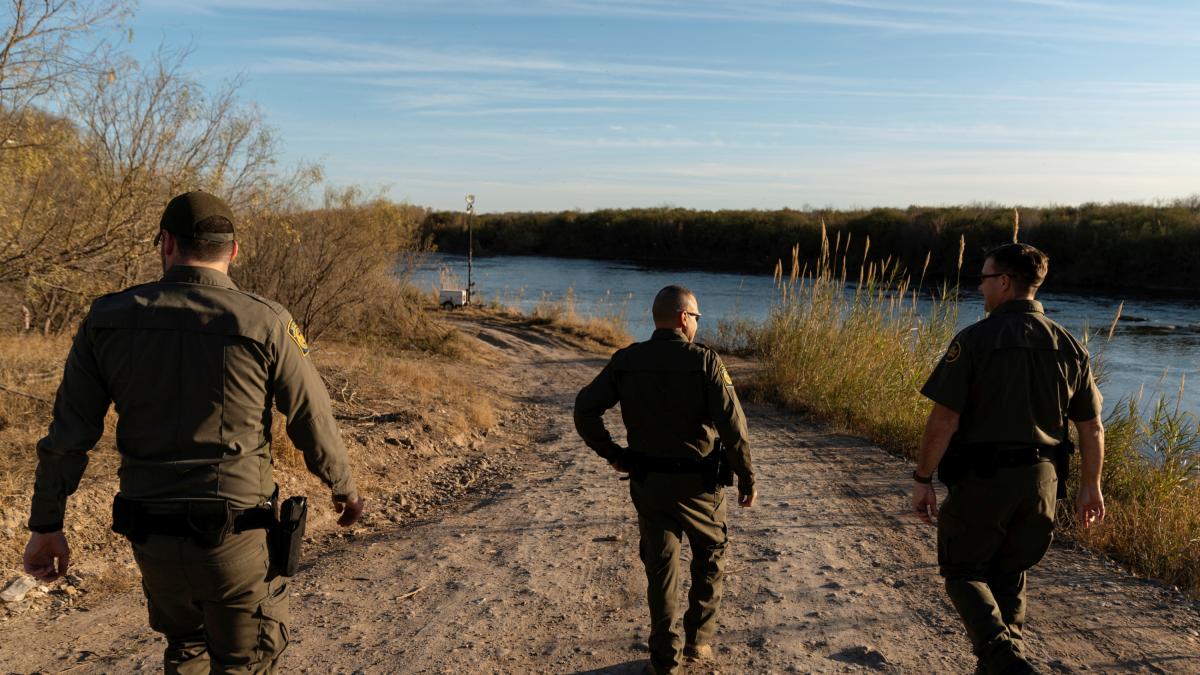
top-left (574, 285), bottom-right (756, 675)
top-left (22, 190), bottom-right (365, 673)
top-left (911, 243), bottom-right (1105, 675)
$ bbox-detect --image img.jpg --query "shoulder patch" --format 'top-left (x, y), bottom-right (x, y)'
top-left (287, 320), bottom-right (310, 355)
top-left (943, 340), bottom-right (962, 364)
top-left (718, 363), bottom-right (734, 387)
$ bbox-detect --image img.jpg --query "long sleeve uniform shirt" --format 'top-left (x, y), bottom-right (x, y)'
top-left (574, 328), bottom-right (754, 495)
top-left (29, 265), bottom-right (357, 532)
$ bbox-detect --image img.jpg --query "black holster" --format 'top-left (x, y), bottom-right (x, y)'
top-left (1054, 438), bottom-right (1075, 500)
top-left (937, 441), bottom-right (969, 488)
top-left (269, 496), bottom-right (307, 577)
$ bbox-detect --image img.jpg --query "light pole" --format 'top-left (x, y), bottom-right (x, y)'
top-left (465, 194), bottom-right (476, 305)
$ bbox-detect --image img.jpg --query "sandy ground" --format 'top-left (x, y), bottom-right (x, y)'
top-left (1, 314), bottom-right (1199, 674)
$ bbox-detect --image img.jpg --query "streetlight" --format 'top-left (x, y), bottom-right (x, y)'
top-left (465, 194), bottom-right (476, 305)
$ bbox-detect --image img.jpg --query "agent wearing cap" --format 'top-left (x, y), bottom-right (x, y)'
top-left (23, 190), bottom-right (364, 672)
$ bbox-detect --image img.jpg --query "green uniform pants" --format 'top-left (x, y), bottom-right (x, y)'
top-left (938, 461), bottom-right (1056, 675)
top-left (630, 472), bottom-right (728, 675)
top-left (132, 529), bottom-right (289, 674)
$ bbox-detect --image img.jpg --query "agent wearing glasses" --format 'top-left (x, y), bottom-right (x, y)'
top-left (575, 285), bottom-right (756, 675)
top-left (912, 243), bottom-right (1105, 675)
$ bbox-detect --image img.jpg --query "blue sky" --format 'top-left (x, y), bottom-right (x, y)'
top-left (130, 1), bottom-right (1200, 213)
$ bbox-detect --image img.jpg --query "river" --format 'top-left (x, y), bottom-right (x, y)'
top-left (414, 253), bottom-right (1200, 416)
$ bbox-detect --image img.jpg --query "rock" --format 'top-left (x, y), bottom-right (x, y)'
top-left (1, 576), bottom-right (38, 604)
top-left (592, 534), bottom-right (622, 542)
top-left (831, 645), bottom-right (888, 670)
top-left (821, 581), bottom-right (844, 590)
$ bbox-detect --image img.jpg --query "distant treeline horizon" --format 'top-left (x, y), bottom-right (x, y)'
top-left (421, 200), bottom-right (1200, 292)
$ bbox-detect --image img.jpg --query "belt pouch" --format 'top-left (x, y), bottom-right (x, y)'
top-left (187, 500), bottom-right (233, 549)
top-left (271, 496), bottom-right (308, 577)
top-left (111, 495), bottom-right (148, 544)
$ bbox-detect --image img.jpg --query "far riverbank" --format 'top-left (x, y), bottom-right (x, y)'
top-left (416, 252), bottom-right (1200, 416)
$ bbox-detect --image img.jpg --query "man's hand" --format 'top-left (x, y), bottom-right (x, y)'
top-left (24, 531), bottom-right (70, 582)
top-left (738, 489), bottom-right (756, 508)
top-left (334, 495), bottom-right (365, 527)
top-left (1076, 483), bottom-right (1105, 529)
top-left (912, 483), bottom-right (939, 524)
top-left (608, 458), bottom-right (629, 474)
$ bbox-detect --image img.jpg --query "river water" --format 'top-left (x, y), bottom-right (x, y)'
top-left (415, 253), bottom-right (1200, 416)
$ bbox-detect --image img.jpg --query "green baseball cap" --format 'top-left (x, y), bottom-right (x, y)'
top-left (158, 190), bottom-right (236, 242)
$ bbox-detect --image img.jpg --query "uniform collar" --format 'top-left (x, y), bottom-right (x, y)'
top-left (651, 328), bottom-right (689, 342)
top-left (161, 265), bottom-right (238, 290)
top-left (991, 298), bottom-right (1043, 315)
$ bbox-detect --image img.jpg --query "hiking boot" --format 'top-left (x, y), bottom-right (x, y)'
top-left (683, 643), bottom-right (714, 661)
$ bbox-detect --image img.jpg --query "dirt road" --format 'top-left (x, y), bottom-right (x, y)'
top-left (2, 315), bottom-right (1199, 673)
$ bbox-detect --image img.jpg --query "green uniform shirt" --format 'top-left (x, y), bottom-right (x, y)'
top-left (574, 328), bottom-right (754, 494)
top-left (921, 298), bottom-right (1102, 447)
top-left (28, 266), bottom-right (357, 532)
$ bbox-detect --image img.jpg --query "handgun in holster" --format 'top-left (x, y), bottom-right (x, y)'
top-left (713, 440), bottom-right (735, 489)
top-left (269, 495), bottom-right (308, 577)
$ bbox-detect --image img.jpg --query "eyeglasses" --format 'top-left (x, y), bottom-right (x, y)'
top-left (978, 273), bottom-right (1008, 281)
top-left (681, 310), bottom-right (702, 321)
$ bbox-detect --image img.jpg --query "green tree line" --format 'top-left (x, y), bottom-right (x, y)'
top-left (423, 201), bottom-right (1200, 291)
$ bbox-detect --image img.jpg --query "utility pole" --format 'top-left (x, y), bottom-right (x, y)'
top-left (465, 194), bottom-right (476, 305)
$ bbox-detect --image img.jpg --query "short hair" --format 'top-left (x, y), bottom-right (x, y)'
top-left (652, 285), bottom-right (695, 323)
top-left (985, 243), bottom-right (1048, 293)
top-left (175, 216), bottom-right (236, 262)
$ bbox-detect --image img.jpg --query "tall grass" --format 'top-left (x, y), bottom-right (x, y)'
top-left (1073, 385), bottom-right (1200, 592)
top-left (753, 224), bottom-right (960, 457)
top-left (752, 227), bottom-right (1200, 595)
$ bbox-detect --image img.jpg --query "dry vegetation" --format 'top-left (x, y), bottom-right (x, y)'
top-left (0, 324), bottom-right (506, 601)
top-left (480, 286), bottom-right (633, 350)
top-left (0, 0), bottom-right (502, 604)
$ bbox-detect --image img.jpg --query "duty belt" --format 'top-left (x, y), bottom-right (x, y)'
top-left (980, 445), bottom-right (1057, 468)
top-left (629, 453), bottom-right (711, 474)
top-left (134, 506), bottom-right (275, 536)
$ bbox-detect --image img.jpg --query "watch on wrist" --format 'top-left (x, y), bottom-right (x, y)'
top-left (912, 470), bottom-right (933, 484)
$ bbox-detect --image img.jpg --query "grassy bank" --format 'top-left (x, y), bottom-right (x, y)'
top-left (749, 227), bottom-right (1200, 595)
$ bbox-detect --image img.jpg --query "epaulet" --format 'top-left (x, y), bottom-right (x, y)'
top-left (228, 288), bottom-right (289, 319)
top-left (89, 282), bottom-right (156, 309)
top-left (92, 278), bottom-right (156, 302)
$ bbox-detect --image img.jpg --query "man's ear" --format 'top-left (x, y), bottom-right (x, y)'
top-left (229, 240), bottom-right (239, 263)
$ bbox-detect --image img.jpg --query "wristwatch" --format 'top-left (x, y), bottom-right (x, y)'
top-left (912, 470), bottom-right (933, 484)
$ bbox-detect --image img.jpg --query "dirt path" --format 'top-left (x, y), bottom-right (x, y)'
top-left (2, 315), bottom-right (1199, 674)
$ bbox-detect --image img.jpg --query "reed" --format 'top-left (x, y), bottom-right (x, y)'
top-left (1069, 384), bottom-right (1200, 593)
top-left (752, 226), bottom-right (960, 457)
